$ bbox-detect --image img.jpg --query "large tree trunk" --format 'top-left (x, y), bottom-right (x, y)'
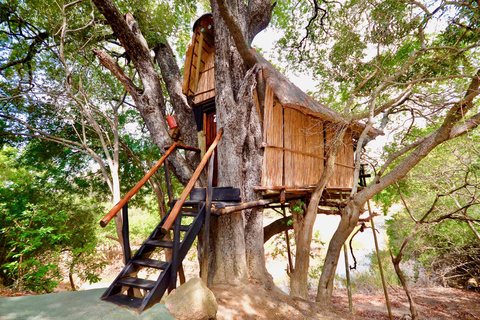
top-left (206, 0), bottom-right (272, 287)
top-left (316, 202), bottom-right (360, 301)
top-left (92, 0), bottom-right (196, 186)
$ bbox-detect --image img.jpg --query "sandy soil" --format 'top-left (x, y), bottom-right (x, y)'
top-left (211, 284), bottom-right (480, 320)
top-left (330, 286), bottom-right (480, 320)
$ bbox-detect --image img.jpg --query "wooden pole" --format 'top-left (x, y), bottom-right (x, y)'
top-left (368, 200), bottom-right (393, 320)
top-left (161, 128), bottom-right (223, 234)
top-left (213, 198), bottom-right (277, 215)
top-left (340, 192), bottom-right (353, 313)
top-left (201, 151), bottom-right (215, 284)
top-left (194, 31), bottom-right (204, 91)
top-left (100, 143), bottom-right (178, 227)
top-left (344, 242), bottom-right (354, 314)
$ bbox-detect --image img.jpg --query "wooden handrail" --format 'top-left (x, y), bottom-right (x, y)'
top-left (161, 128), bottom-right (223, 234)
top-left (100, 143), bottom-right (179, 228)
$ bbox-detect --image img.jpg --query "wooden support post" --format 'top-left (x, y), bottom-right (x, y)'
top-left (344, 242), bottom-right (353, 314)
top-left (164, 160), bottom-right (173, 207)
top-left (368, 200), bottom-right (393, 320)
top-left (340, 192), bottom-right (353, 313)
top-left (122, 202), bottom-right (131, 265)
top-left (282, 204), bottom-right (294, 274)
top-left (201, 151), bottom-right (215, 284)
top-left (169, 210), bottom-right (182, 293)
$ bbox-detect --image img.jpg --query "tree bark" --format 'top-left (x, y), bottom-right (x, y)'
top-left (290, 126), bottom-right (346, 299)
top-left (154, 42), bottom-right (200, 168)
top-left (206, 0), bottom-right (273, 287)
top-left (92, 0), bottom-right (195, 186)
top-left (316, 70), bottom-right (480, 302)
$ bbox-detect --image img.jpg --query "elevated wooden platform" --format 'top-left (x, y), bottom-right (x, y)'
top-left (253, 185), bottom-right (359, 201)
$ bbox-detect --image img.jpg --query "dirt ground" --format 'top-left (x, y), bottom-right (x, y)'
top-left (2, 281), bottom-right (480, 319)
top-left (3, 245), bottom-right (479, 319)
top-left (330, 286), bottom-right (480, 320)
top-left (211, 284), bottom-right (480, 320)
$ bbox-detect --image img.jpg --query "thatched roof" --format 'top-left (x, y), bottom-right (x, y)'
top-left (185, 13), bottom-right (383, 137)
top-left (254, 52), bottom-right (383, 137)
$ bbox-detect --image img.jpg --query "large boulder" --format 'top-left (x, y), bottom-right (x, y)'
top-left (165, 277), bottom-right (218, 320)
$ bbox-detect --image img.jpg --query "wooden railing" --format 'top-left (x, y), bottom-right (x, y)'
top-left (100, 143), bottom-right (179, 228)
top-left (161, 128), bottom-right (223, 234)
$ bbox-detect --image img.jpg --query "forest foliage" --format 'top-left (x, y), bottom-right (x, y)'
top-left (0, 0), bottom-right (479, 297)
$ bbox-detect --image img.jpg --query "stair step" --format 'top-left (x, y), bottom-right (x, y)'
top-left (117, 277), bottom-right (156, 290)
top-left (103, 293), bottom-right (143, 310)
top-left (180, 225), bottom-right (190, 232)
top-left (171, 200), bottom-right (200, 207)
top-left (182, 212), bottom-right (197, 217)
top-left (145, 239), bottom-right (173, 248)
top-left (132, 258), bottom-right (168, 269)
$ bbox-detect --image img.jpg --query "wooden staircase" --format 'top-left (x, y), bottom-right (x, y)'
top-left (98, 129), bottom-right (241, 313)
top-left (101, 187), bottom-right (241, 313)
top-left (101, 199), bottom-right (206, 313)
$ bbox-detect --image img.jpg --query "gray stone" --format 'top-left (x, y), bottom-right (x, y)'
top-left (165, 277), bottom-right (218, 320)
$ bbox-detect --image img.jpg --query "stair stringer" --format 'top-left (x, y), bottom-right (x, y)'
top-left (100, 208), bottom-right (172, 300)
top-left (138, 202), bottom-right (206, 313)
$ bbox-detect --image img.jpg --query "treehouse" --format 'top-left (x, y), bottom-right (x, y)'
top-left (99, 13), bottom-right (381, 314)
top-left (182, 13), bottom-right (381, 197)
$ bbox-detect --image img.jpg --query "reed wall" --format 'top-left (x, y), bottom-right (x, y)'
top-left (261, 85), bottom-right (355, 188)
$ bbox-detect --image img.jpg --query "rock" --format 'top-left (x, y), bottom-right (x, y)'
top-left (165, 277), bottom-right (218, 320)
top-left (467, 277), bottom-right (478, 289)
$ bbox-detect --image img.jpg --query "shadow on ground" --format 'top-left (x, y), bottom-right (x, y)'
top-left (0, 288), bottom-right (174, 320)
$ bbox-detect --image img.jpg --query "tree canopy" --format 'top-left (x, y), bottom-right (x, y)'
top-left (1, 1), bottom-right (479, 317)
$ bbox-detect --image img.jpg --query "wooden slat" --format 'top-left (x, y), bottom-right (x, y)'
top-left (194, 52), bottom-right (215, 104)
top-left (261, 95), bottom-right (283, 187)
top-left (261, 148), bottom-right (283, 186)
top-left (145, 239), bottom-right (174, 248)
top-left (132, 258), bottom-right (168, 269)
top-left (116, 277), bottom-right (156, 290)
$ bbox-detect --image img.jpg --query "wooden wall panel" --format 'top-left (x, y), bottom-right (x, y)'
top-left (194, 52), bottom-right (215, 104)
top-left (261, 148), bottom-right (283, 187)
top-left (304, 117), bottom-right (324, 185)
top-left (325, 125), bottom-right (355, 188)
top-left (283, 108), bottom-right (325, 186)
top-left (261, 95), bottom-right (285, 187)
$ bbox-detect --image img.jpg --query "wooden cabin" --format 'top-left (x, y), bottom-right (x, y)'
top-left (182, 13), bottom-right (380, 193)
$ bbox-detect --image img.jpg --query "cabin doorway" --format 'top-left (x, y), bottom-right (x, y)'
top-left (204, 105), bottom-right (218, 186)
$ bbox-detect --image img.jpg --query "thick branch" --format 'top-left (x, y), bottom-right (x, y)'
top-left (92, 0), bottom-right (161, 94)
top-left (364, 71), bottom-right (480, 202)
top-left (0, 31), bottom-right (48, 71)
top-left (247, 0), bottom-right (275, 43)
top-left (264, 215), bottom-right (292, 243)
top-left (154, 42), bottom-right (198, 150)
top-left (216, 0), bottom-right (258, 68)
top-left (92, 48), bottom-right (140, 99)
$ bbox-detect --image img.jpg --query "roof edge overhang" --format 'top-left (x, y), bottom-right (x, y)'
top-left (255, 51), bottom-right (383, 138)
